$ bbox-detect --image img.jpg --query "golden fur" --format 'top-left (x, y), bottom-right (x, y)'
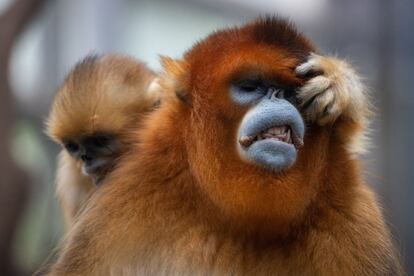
top-left (47, 54), bottom-right (158, 143)
top-left (46, 54), bottom-right (159, 228)
top-left (48, 18), bottom-right (402, 275)
top-left (54, 151), bottom-right (96, 226)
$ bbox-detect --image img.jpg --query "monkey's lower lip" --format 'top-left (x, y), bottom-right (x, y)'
top-left (239, 126), bottom-right (303, 149)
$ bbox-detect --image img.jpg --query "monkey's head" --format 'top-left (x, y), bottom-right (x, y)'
top-left (162, 17), bottom-right (328, 234)
top-left (47, 54), bottom-right (157, 184)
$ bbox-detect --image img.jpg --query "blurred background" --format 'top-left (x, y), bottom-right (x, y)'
top-left (0, 0), bottom-right (413, 275)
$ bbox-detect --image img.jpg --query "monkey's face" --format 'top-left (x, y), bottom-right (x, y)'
top-left (185, 44), bottom-right (307, 174)
top-left (176, 18), bottom-right (318, 232)
top-left (63, 133), bottom-right (120, 184)
top-left (231, 78), bottom-right (304, 171)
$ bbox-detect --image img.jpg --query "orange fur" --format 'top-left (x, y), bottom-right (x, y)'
top-left (48, 18), bottom-right (402, 275)
top-left (46, 54), bottom-right (159, 229)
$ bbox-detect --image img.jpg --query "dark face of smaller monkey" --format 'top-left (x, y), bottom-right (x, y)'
top-left (231, 79), bottom-right (304, 171)
top-left (63, 133), bottom-right (119, 184)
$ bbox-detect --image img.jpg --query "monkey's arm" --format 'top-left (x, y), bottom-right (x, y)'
top-left (56, 151), bottom-right (96, 229)
top-left (296, 53), bottom-right (370, 126)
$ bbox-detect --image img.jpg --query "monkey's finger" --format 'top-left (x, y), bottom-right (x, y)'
top-left (295, 60), bottom-right (317, 76)
top-left (303, 89), bottom-right (333, 123)
top-left (317, 102), bottom-right (341, 125)
top-left (311, 89), bottom-right (336, 125)
top-left (295, 53), bottom-right (324, 76)
top-left (297, 76), bottom-right (331, 106)
top-left (313, 89), bottom-right (335, 116)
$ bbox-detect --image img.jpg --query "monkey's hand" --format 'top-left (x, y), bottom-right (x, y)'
top-left (295, 53), bottom-right (369, 126)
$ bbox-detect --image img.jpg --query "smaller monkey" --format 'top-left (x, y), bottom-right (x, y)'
top-left (46, 54), bottom-right (160, 228)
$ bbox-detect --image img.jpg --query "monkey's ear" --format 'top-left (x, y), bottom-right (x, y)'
top-left (159, 56), bottom-right (189, 104)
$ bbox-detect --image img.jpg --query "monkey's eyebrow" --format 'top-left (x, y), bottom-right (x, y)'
top-left (233, 78), bottom-right (263, 87)
top-left (230, 70), bottom-right (261, 82)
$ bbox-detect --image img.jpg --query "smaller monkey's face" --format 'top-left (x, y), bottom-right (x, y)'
top-left (63, 133), bottom-right (119, 183)
top-left (231, 78), bottom-right (304, 171)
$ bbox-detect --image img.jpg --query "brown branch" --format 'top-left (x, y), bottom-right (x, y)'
top-left (0, 0), bottom-right (46, 275)
top-left (0, 0), bottom-right (46, 67)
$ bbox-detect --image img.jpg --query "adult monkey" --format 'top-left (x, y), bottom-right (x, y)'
top-left (48, 17), bottom-right (402, 275)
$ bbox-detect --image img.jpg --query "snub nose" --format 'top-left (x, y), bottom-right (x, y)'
top-left (81, 154), bottom-right (93, 162)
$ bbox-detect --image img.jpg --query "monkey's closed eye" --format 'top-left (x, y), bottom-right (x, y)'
top-left (236, 80), bottom-right (264, 92)
top-left (90, 135), bottom-right (111, 148)
top-left (64, 141), bottom-right (79, 153)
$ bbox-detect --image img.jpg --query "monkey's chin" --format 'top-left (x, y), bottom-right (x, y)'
top-left (238, 139), bottom-right (297, 171)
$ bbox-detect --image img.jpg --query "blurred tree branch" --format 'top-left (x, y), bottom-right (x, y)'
top-left (0, 0), bottom-right (46, 275)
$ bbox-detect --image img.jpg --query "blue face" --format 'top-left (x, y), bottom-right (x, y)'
top-left (231, 79), bottom-right (305, 171)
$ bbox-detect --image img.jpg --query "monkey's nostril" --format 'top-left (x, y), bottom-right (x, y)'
top-left (81, 154), bottom-right (93, 162)
top-left (269, 88), bottom-right (284, 100)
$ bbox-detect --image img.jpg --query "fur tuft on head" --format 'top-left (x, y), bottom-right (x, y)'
top-left (250, 16), bottom-right (314, 60)
top-left (46, 54), bottom-right (156, 144)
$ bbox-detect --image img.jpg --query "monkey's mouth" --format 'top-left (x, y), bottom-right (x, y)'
top-left (82, 159), bottom-right (112, 177)
top-left (239, 126), bottom-right (303, 149)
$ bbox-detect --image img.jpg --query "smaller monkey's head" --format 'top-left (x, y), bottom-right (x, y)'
top-left (47, 54), bottom-right (158, 183)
